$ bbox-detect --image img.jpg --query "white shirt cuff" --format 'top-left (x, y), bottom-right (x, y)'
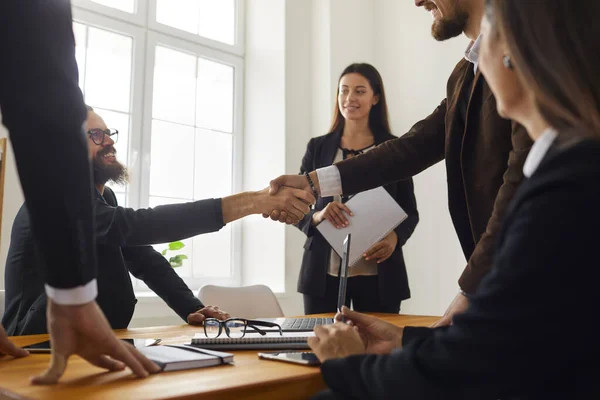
top-left (316, 165), bottom-right (343, 197)
top-left (45, 279), bottom-right (98, 305)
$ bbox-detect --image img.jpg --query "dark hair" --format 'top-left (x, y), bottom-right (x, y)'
top-left (328, 63), bottom-right (392, 135)
top-left (486, 0), bottom-right (600, 135)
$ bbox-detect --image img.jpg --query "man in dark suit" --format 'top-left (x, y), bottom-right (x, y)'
top-left (269, 0), bottom-right (533, 326)
top-left (2, 107), bottom-right (314, 336)
top-left (0, 0), bottom-right (161, 381)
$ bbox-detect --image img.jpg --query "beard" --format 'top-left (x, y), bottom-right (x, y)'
top-left (431, 9), bottom-right (469, 41)
top-left (93, 147), bottom-right (128, 186)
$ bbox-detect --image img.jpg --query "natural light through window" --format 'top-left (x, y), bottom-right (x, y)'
top-left (90, 0), bottom-right (136, 14)
top-left (71, 1), bottom-right (243, 289)
top-left (150, 45), bottom-right (235, 279)
top-left (156, 0), bottom-right (236, 45)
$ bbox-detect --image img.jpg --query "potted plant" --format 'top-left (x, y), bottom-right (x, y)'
top-left (161, 241), bottom-right (188, 268)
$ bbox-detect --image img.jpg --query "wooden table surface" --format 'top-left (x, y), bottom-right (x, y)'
top-left (0, 314), bottom-right (439, 400)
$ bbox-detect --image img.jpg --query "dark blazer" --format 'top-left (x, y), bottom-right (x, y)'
top-left (2, 187), bottom-right (224, 335)
top-left (0, 1), bottom-right (96, 290)
top-left (319, 136), bottom-right (600, 399)
top-left (296, 130), bottom-right (419, 305)
top-left (335, 59), bottom-right (533, 293)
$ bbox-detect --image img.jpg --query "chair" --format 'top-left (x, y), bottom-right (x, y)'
top-left (0, 290), bottom-right (5, 320)
top-left (198, 284), bottom-right (284, 319)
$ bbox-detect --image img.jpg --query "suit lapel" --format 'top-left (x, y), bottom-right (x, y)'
top-left (319, 130), bottom-right (342, 169)
top-left (446, 62), bottom-right (472, 133)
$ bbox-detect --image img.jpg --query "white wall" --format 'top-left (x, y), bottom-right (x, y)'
top-left (242, 0), bottom-right (286, 293)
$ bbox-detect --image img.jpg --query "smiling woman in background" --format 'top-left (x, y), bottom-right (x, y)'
top-left (309, 1), bottom-right (600, 398)
top-left (295, 63), bottom-right (418, 315)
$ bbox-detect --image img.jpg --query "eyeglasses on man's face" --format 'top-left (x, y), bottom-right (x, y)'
top-left (87, 128), bottom-right (118, 145)
top-left (203, 318), bottom-right (283, 339)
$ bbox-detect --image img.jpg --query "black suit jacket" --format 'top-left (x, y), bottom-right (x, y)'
top-left (296, 131), bottom-right (419, 305)
top-left (0, 1), bottom-right (96, 290)
top-left (2, 187), bottom-right (225, 335)
top-left (318, 135), bottom-right (600, 399)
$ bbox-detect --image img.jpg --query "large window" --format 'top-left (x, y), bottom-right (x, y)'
top-left (72, 0), bottom-right (244, 289)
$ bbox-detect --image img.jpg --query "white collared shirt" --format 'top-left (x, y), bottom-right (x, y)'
top-left (523, 128), bottom-right (558, 178)
top-left (464, 34), bottom-right (482, 73)
top-left (45, 279), bottom-right (98, 305)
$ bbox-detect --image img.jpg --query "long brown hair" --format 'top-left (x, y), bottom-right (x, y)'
top-left (486, 0), bottom-right (600, 135)
top-left (328, 63), bottom-right (392, 135)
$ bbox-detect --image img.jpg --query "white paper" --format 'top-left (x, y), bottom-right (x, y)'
top-left (316, 186), bottom-right (407, 266)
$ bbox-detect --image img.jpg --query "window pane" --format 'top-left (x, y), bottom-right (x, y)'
top-left (153, 46), bottom-right (196, 126)
top-left (149, 120), bottom-right (195, 199)
top-left (149, 196), bottom-right (194, 278)
top-left (156, 0), bottom-right (199, 35)
top-left (90, 0), bottom-right (135, 13)
top-left (196, 58), bottom-right (233, 133)
top-left (198, 0), bottom-right (235, 45)
top-left (113, 191), bottom-right (127, 207)
top-left (85, 27), bottom-right (132, 113)
top-left (192, 225), bottom-right (231, 277)
top-left (194, 129), bottom-right (232, 200)
top-left (73, 23), bottom-right (87, 92)
top-left (156, 0), bottom-right (235, 45)
top-left (92, 108), bottom-right (130, 193)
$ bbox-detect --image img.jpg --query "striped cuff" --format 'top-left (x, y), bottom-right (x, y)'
top-left (45, 279), bottom-right (98, 305)
top-left (316, 165), bottom-right (343, 197)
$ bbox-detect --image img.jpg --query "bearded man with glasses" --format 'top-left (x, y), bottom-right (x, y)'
top-left (2, 106), bottom-right (314, 336)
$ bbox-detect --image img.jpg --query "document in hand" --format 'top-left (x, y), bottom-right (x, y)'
top-left (137, 345), bottom-right (234, 372)
top-left (316, 186), bottom-right (407, 267)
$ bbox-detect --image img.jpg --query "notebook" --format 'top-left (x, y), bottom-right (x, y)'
top-left (188, 331), bottom-right (314, 350)
top-left (316, 186), bottom-right (408, 267)
top-left (137, 345), bottom-right (234, 372)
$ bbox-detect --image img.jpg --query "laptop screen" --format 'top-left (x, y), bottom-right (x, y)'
top-left (337, 233), bottom-right (351, 320)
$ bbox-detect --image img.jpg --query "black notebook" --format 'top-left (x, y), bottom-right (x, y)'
top-left (189, 332), bottom-right (313, 350)
top-left (138, 345), bottom-right (234, 371)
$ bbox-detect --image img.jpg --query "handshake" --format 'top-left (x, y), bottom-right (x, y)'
top-left (257, 172), bottom-right (320, 225)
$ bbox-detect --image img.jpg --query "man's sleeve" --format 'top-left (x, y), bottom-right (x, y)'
top-left (334, 100), bottom-right (447, 196)
top-left (94, 198), bottom-right (225, 247)
top-left (0, 1), bottom-right (97, 301)
top-left (123, 246), bottom-right (203, 322)
top-left (458, 122), bottom-right (532, 293)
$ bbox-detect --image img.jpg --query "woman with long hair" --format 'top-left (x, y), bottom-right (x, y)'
top-left (296, 63), bottom-right (419, 314)
top-left (310, 1), bottom-right (600, 398)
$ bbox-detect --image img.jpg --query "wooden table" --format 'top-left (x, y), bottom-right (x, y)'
top-left (0, 314), bottom-right (439, 400)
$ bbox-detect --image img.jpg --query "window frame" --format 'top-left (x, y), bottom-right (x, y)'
top-left (147, 0), bottom-right (245, 57)
top-left (72, 0), bottom-right (147, 26)
top-left (72, 0), bottom-right (244, 292)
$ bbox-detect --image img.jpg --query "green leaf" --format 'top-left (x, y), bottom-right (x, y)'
top-left (169, 254), bottom-right (187, 268)
top-left (168, 241), bottom-right (185, 251)
top-left (161, 249), bottom-right (168, 256)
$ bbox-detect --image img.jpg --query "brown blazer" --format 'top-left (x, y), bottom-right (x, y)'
top-left (335, 58), bottom-right (533, 293)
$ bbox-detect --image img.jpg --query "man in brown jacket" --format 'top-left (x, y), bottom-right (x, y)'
top-left (268, 0), bottom-right (532, 326)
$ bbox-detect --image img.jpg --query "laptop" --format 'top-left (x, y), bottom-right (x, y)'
top-left (259, 234), bottom-right (351, 332)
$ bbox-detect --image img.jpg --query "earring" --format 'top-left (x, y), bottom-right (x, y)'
top-left (503, 55), bottom-right (514, 70)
